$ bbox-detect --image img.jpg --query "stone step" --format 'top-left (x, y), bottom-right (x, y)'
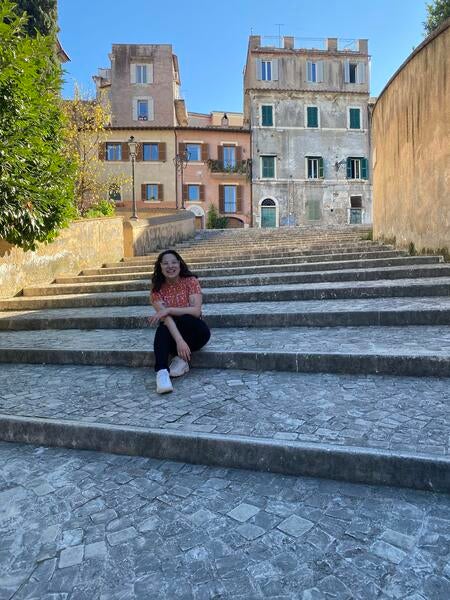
top-left (0, 363), bottom-right (447, 491)
top-left (95, 249), bottom-right (408, 275)
top-left (2, 278), bottom-right (449, 310)
top-left (55, 256), bottom-right (443, 285)
top-left (22, 264), bottom-right (450, 297)
top-left (0, 325), bottom-right (449, 377)
top-left (1, 297), bottom-right (449, 330)
top-left (131, 242), bottom-right (383, 263)
top-left (166, 238), bottom-right (376, 256)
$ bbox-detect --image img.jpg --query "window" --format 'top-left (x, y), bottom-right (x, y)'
top-left (262, 60), bottom-right (272, 81)
top-left (144, 183), bottom-right (159, 201)
top-left (186, 143), bottom-right (201, 161)
top-left (346, 157), bottom-right (369, 179)
top-left (108, 184), bottom-right (121, 202)
top-left (106, 143), bottom-right (122, 161)
top-left (350, 196), bottom-right (363, 224)
top-left (137, 99), bottom-right (148, 120)
top-left (349, 108), bottom-right (361, 129)
top-left (307, 61), bottom-right (324, 83)
top-left (223, 186), bottom-right (237, 213)
top-left (261, 105), bottom-right (273, 126)
top-left (223, 146), bottom-right (236, 168)
top-left (306, 106), bottom-right (319, 128)
top-left (261, 156), bottom-right (275, 178)
top-left (306, 157), bottom-right (324, 179)
top-left (133, 97), bottom-right (153, 121)
top-left (143, 143), bottom-right (159, 161)
top-left (307, 199), bottom-right (322, 221)
top-left (256, 59), bottom-right (278, 81)
top-left (188, 185), bottom-right (200, 201)
top-left (131, 63), bottom-right (153, 84)
top-left (344, 61), bottom-right (366, 84)
top-left (136, 65), bottom-right (148, 84)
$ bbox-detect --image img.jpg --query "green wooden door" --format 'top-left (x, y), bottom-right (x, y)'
top-left (261, 207), bottom-right (276, 228)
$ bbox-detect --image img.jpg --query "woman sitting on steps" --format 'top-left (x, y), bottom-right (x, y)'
top-left (149, 250), bottom-right (211, 394)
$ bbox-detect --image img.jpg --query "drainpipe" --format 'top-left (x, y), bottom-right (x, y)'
top-left (174, 128), bottom-right (178, 210)
top-left (249, 125), bottom-right (253, 228)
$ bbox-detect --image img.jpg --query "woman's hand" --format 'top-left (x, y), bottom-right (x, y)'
top-left (176, 338), bottom-right (191, 362)
top-left (148, 308), bottom-right (171, 326)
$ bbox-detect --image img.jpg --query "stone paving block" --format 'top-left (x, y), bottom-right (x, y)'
top-left (227, 502), bottom-right (260, 522)
top-left (277, 514), bottom-right (315, 538)
top-left (58, 544), bottom-right (84, 569)
top-left (106, 526), bottom-right (138, 546)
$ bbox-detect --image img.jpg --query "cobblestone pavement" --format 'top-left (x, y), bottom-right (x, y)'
top-left (1, 442), bottom-right (450, 600)
top-left (0, 326), bottom-right (449, 355)
top-left (0, 365), bottom-right (449, 455)
top-left (1, 297), bottom-right (449, 322)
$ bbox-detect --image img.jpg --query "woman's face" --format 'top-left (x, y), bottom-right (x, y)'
top-left (160, 253), bottom-right (181, 281)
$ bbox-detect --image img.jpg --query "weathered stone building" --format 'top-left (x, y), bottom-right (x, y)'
top-left (244, 36), bottom-right (373, 227)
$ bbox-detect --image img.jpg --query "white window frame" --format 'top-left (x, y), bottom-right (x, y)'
top-left (106, 142), bottom-right (122, 161)
top-left (347, 106), bottom-right (362, 130)
top-left (131, 63), bottom-right (154, 84)
top-left (260, 155), bottom-right (276, 179)
top-left (256, 58), bottom-right (279, 81)
top-left (305, 156), bottom-right (321, 179)
top-left (260, 104), bottom-right (275, 127)
top-left (348, 158), bottom-right (362, 179)
top-left (306, 60), bottom-right (324, 83)
top-left (144, 183), bottom-right (160, 202)
top-left (344, 60), bottom-right (366, 84)
top-left (133, 97), bottom-right (154, 121)
top-left (305, 105), bottom-right (320, 128)
top-left (222, 145), bottom-right (237, 168)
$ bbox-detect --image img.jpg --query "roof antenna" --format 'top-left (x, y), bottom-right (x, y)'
top-left (275, 23), bottom-right (284, 47)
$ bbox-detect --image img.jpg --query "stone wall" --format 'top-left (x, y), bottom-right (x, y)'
top-left (372, 20), bottom-right (450, 252)
top-left (123, 211), bottom-right (195, 257)
top-left (0, 218), bottom-right (124, 299)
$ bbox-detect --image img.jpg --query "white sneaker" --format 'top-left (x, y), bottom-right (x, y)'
top-left (169, 356), bottom-right (190, 378)
top-left (156, 369), bottom-right (173, 394)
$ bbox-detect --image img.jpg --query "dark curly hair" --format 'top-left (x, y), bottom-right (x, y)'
top-left (151, 250), bottom-right (197, 292)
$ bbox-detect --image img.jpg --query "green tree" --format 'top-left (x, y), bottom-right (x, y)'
top-left (14, 0), bottom-right (57, 37)
top-left (0, 1), bottom-right (75, 250)
top-left (424, 0), bottom-right (450, 36)
top-left (206, 204), bottom-right (228, 229)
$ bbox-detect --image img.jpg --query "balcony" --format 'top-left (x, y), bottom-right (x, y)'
top-left (207, 159), bottom-right (251, 180)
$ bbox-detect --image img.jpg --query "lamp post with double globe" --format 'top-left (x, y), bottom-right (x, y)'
top-left (128, 136), bottom-right (138, 220)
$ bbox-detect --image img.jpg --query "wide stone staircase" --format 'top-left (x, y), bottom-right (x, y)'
top-left (0, 225), bottom-right (449, 492)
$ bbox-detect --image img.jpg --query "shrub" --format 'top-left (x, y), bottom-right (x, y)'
top-left (206, 204), bottom-right (228, 229)
top-left (0, 1), bottom-right (75, 250)
top-left (84, 200), bottom-right (116, 219)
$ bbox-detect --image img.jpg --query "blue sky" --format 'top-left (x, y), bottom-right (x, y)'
top-left (59, 0), bottom-right (427, 113)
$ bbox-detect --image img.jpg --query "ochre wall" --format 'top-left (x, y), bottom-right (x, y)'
top-left (0, 217), bottom-right (124, 298)
top-left (123, 212), bottom-right (195, 257)
top-left (372, 20), bottom-right (450, 251)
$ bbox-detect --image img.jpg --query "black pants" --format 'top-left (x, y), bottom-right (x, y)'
top-left (154, 315), bottom-right (211, 372)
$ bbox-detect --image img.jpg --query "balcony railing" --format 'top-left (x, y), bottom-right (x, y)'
top-left (207, 159), bottom-right (252, 178)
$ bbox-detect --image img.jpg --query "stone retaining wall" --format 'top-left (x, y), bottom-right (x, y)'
top-left (372, 19), bottom-right (450, 252)
top-left (123, 211), bottom-right (195, 257)
top-left (0, 218), bottom-right (124, 298)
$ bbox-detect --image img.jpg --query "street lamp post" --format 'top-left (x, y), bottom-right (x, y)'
top-left (128, 136), bottom-right (138, 220)
top-left (173, 149), bottom-right (189, 209)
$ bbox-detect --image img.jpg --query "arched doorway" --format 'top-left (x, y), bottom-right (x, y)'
top-left (260, 198), bottom-right (277, 228)
top-left (186, 204), bottom-right (205, 229)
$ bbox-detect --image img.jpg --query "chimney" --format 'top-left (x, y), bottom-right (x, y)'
top-left (358, 39), bottom-right (368, 54)
top-left (249, 35), bottom-right (261, 50)
top-left (327, 38), bottom-right (338, 51)
top-left (283, 36), bottom-right (294, 49)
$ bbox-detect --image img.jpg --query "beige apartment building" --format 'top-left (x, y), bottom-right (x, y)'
top-left (94, 45), bottom-right (250, 227)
